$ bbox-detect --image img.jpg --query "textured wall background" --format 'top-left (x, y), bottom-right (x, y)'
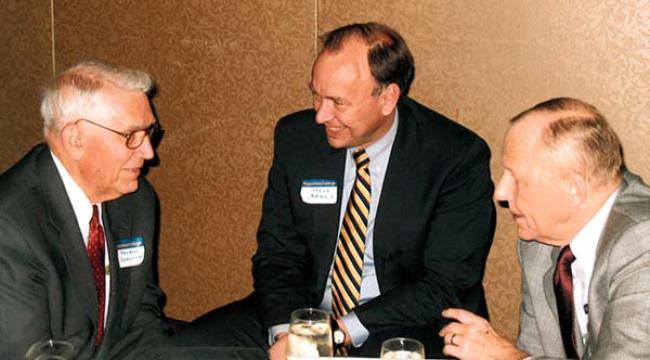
top-left (0, 0), bottom-right (52, 168)
top-left (1, 0), bottom-right (648, 342)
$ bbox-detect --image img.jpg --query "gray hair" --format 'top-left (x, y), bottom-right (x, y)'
top-left (41, 60), bottom-right (153, 135)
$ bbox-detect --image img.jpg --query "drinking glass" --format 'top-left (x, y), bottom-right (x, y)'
top-left (25, 339), bottom-right (75, 360)
top-left (380, 337), bottom-right (425, 359)
top-left (287, 308), bottom-right (333, 358)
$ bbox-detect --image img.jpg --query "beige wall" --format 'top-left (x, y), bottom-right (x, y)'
top-left (1, 0), bottom-right (648, 341)
top-left (0, 1), bottom-right (52, 167)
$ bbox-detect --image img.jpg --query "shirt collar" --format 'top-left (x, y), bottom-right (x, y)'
top-left (570, 188), bottom-right (619, 273)
top-left (352, 109), bottom-right (399, 160)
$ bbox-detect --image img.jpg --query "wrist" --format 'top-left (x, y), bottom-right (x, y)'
top-left (330, 317), bottom-right (347, 350)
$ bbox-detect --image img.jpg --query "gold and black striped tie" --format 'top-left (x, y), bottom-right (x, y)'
top-left (332, 149), bottom-right (371, 321)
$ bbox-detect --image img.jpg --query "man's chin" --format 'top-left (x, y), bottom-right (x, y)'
top-left (326, 138), bottom-right (349, 149)
top-left (119, 181), bottom-right (140, 197)
top-left (517, 229), bottom-right (536, 241)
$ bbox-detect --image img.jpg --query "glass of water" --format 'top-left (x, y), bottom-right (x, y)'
top-left (287, 308), bottom-right (333, 358)
top-left (380, 337), bottom-right (425, 359)
top-left (25, 339), bottom-right (75, 360)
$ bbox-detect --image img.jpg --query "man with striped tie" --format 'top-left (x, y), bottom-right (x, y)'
top-left (175, 22), bottom-right (495, 359)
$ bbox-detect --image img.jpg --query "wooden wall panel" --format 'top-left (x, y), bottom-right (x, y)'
top-left (0, 1), bottom-right (52, 171)
top-left (319, 0), bottom-right (650, 341)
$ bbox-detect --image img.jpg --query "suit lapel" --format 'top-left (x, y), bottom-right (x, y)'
top-left (543, 246), bottom-right (560, 322)
top-left (372, 101), bottom-right (420, 287)
top-left (311, 138), bottom-right (346, 284)
top-left (584, 176), bottom-right (630, 355)
top-left (37, 148), bottom-right (99, 327)
top-left (101, 200), bottom-right (132, 347)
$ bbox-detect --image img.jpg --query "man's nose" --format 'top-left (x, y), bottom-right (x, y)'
top-left (137, 135), bottom-right (155, 160)
top-left (493, 177), bottom-right (510, 208)
top-left (315, 100), bottom-right (334, 124)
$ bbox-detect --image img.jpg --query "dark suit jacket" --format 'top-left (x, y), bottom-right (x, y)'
top-left (252, 97), bottom-right (495, 333)
top-left (0, 144), bottom-right (171, 359)
top-left (518, 171), bottom-right (650, 359)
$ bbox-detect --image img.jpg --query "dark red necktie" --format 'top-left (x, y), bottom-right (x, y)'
top-left (88, 205), bottom-right (105, 347)
top-left (553, 245), bottom-right (578, 359)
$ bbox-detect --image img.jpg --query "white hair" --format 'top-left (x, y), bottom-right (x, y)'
top-left (40, 60), bottom-right (153, 135)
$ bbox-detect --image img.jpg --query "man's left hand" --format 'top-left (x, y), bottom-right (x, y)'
top-left (438, 308), bottom-right (528, 360)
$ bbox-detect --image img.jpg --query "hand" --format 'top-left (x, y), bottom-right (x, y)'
top-left (268, 332), bottom-right (288, 360)
top-left (438, 308), bottom-right (528, 360)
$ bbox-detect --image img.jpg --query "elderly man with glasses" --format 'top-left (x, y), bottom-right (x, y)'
top-left (0, 60), bottom-right (172, 359)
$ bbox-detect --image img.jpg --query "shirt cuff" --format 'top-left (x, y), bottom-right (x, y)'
top-left (268, 323), bottom-right (290, 345)
top-left (342, 312), bottom-right (369, 348)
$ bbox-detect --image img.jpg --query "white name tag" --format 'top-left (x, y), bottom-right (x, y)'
top-left (117, 237), bottom-right (145, 268)
top-left (300, 179), bottom-right (337, 204)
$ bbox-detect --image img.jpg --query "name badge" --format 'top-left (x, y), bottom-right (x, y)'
top-left (117, 236), bottom-right (145, 268)
top-left (300, 179), bottom-right (337, 204)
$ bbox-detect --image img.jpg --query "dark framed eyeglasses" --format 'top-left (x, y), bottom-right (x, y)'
top-left (75, 118), bottom-right (159, 149)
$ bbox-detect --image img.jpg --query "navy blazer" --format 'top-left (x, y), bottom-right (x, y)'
top-left (253, 97), bottom-right (496, 333)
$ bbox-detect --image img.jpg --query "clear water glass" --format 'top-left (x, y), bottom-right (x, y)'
top-left (287, 308), bottom-right (333, 358)
top-left (380, 337), bottom-right (425, 359)
top-left (25, 339), bottom-right (75, 360)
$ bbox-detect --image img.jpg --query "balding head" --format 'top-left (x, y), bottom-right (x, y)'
top-left (320, 22), bottom-right (414, 97)
top-left (510, 97), bottom-right (624, 189)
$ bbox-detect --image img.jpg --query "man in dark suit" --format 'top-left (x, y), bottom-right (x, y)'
top-left (439, 98), bottom-right (650, 359)
top-left (175, 22), bottom-right (495, 359)
top-left (0, 60), bottom-right (172, 359)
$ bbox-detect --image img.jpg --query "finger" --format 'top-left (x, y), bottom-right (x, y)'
top-left (442, 343), bottom-right (463, 359)
top-left (440, 322), bottom-right (467, 338)
top-left (439, 323), bottom-right (454, 337)
top-left (451, 332), bottom-right (462, 346)
top-left (442, 308), bottom-right (486, 325)
top-left (443, 330), bottom-right (463, 346)
top-left (442, 332), bottom-right (454, 345)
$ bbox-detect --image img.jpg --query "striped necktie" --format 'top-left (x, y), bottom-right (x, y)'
top-left (332, 149), bottom-right (371, 319)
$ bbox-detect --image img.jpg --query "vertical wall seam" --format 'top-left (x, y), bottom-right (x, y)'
top-left (313, 0), bottom-right (319, 59)
top-left (50, 0), bottom-right (56, 77)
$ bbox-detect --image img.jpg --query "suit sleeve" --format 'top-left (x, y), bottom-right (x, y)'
top-left (252, 121), bottom-right (312, 330)
top-left (107, 278), bottom-right (172, 359)
top-left (588, 220), bottom-right (650, 359)
top-left (354, 137), bottom-right (495, 330)
top-left (0, 216), bottom-right (52, 359)
top-left (108, 269), bottom-right (172, 359)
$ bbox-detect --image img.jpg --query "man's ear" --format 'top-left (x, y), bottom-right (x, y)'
top-left (60, 124), bottom-right (85, 160)
top-left (566, 172), bottom-right (587, 207)
top-left (379, 83), bottom-right (400, 116)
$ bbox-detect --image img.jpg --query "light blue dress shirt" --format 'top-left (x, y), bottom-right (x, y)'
top-left (318, 110), bottom-right (399, 347)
